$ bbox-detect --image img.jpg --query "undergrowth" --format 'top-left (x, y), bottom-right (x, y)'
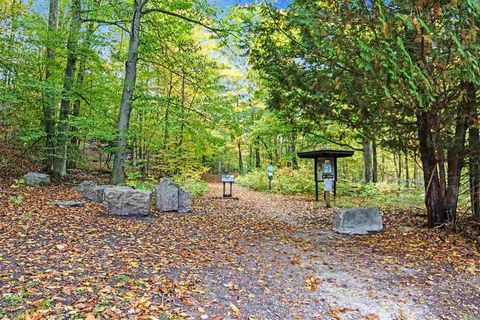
top-left (238, 168), bottom-right (424, 208)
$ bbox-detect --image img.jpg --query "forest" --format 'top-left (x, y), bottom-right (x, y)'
top-left (0, 0), bottom-right (479, 319)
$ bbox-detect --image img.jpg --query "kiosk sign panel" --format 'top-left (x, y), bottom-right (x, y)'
top-left (316, 158), bottom-right (335, 182)
top-left (221, 175), bottom-right (235, 183)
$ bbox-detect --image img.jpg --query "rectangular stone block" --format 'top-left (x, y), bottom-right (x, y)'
top-left (104, 186), bottom-right (151, 216)
top-left (333, 208), bottom-right (383, 235)
top-left (155, 178), bottom-right (179, 211)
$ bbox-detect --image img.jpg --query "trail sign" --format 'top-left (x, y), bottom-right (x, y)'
top-left (221, 175), bottom-right (235, 198)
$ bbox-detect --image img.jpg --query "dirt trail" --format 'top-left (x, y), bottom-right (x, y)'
top-left (185, 185), bottom-right (436, 320)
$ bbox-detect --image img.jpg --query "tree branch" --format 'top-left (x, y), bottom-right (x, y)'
top-left (81, 18), bottom-right (130, 33)
top-left (141, 8), bottom-right (223, 33)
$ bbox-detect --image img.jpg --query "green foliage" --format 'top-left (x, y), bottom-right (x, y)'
top-left (239, 168), bottom-right (424, 209)
top-left (8, 195), bottom-right (23, 205)
top-left (336, 182), bottom-right (424, 209)
top-left (238, 167), bottom-right (314, 194)
top-left (2, 290), bottom-right (27, 307)
top-left (173, 172), bottom-right (209, 197)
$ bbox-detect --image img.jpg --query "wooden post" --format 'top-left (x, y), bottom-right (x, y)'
top-left (334, 157), bottom-right (338, 199)
top-left (325, 191), bottom-right (331, 208)
top-left (314, 157), bottom-right (319, 201)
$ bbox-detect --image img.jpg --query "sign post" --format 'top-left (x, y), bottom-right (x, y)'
top-left (267, 163), bottom-right (274, 190)
top-left (221, 174), bottom-right (235, 198)
top-left (297, 149), bottom-right (354, 205)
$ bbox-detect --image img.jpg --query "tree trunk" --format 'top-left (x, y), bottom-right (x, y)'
top-left (413, 153), bottom-right (419, 186)
top-left (111, 0), bottom-right (146, 184)
top-left (237, 139), bottom-right (243, 173)
top-left (398, 151), bottom-right (402, 186)
top-left (469, 126), bottom-right (480, 219)
top-left (466, 82), bottom-right (480, 220)
top-left (255, 138), bottom-right (261, 168)
top-left (70, 21), bottom-right (95, 167)
top-left (417, 102), bottom-right (469, 226)
top-left (42, 0), bottom-right (59, 172)
top-left (163, 73), bottom-right (173, 151)
top-left (417, 111), bottom-right (445, 227)
top-left (290, 133), bottom-right (298, 170)
top-left (405, 150), bottom-right (410, 188)
top-left (53, 0), bottom-right (81, 178)
top-left (363, 139), bottom-right (372, 183)
top-left (372, 139), bottom-right (378, 183)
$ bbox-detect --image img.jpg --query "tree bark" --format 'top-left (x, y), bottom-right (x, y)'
top-left (53, 0), bottom-right (81, 178)
top-left (417, 101), bottom-right (470, 226)
top-left (372, 139), bottom-right (378, 183)
top-left (42, 0), bottom-right (59, 172)
top-left (111, 0), bottom-right (146, 184)
top-left (405, 150), bottom-right (410, 188)
top-left (237, 139), bottom-right (243, 173)
top-left (466, 82), bottom-right (480, 219)
top-left (469, 126), bottom-right (480, 219)
top-left (290, 133), bottom-right (298, 170)
top-left (255, 138), bottom-right (261, 168)
top-left (70, 21), bottom-right (95, 166)
top-left (363, 139), bottom-right (372, 183)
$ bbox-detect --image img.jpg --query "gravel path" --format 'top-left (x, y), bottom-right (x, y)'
top-left (181, 184), bottom-right (479, 320)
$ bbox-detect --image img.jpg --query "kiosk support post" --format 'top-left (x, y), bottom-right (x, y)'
top-left (314, 158), bottom-right (319, 201)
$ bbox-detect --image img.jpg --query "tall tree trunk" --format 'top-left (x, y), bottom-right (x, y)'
top-left (363, 139), bottom-right (372, 183)
top-left (398, 151), bottom-right (402, 186)
top-left (372, 139), bottom-right (378, 183)
top-left (405, 150), bottom-right (410, 188)
top-left (177, 73), bottom-right (186, 149)
top-left (413, 153), bottom-right (419, 186)
top-left (466, 82), bottom-right (480, 220)
top-left (163, 73), bottom-right (173, 151)
top-left (469, 126), bottom-right (480, 218)
top-left (237, 139), bottom-right (243, 173)
top-left (53, 0), bottom-right (81, 178)
top-left (290, 133), bottom-right (298, 170)
top-left (70, 21), bottom-right (95, 167)
top-left (42, 0), bottom-right (59, 173)
top-left (417, 111), bottom-right (444, 227)
top-left (255, 138), bottom-right (261, 168)
top-left (111, 0), bottom-right (146, 184)
top-left (417, 102), bottom-right (469, 226)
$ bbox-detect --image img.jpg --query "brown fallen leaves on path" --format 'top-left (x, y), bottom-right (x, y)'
top-left (0, 178), bottom-right (479, 320)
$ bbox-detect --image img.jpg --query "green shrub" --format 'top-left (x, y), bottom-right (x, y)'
top-left (238, 169), bottom-right (424, 208)
top-left (126, 170), bottom-right (208, 197)
top-left (238, 167), bottom-right (314, 194)
top-left (173, 172), bottom-right (208, 197)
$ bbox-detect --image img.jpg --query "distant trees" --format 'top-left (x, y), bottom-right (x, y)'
top-left (241, 0), bottom-right (480, 225)
top-left (0, 0), bottom-right (236, 181)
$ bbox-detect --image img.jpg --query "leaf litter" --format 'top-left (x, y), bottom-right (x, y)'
top-left (0, 178), bottom-right (479, 319)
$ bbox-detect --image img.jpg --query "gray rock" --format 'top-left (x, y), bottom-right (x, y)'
top-left (53, 200), bottom-right (85, 207)
top-left (103, 186), bottom-right (151, 216)
top-left (333, 208), bottom-right (383, 235)
top-left (178, 187), bottom-right (192, 213)
top-left (92, 185), bottom-right (115, 204)
top-left (24, 172), bottom-right (50, 187)
top-left (155, 178), bottom-right (179, 211)
top-left (76, 181), bottom-right (97, 200)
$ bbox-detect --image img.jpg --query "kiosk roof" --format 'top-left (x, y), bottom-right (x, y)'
top-left (297, 149), bottom-right (354, 159)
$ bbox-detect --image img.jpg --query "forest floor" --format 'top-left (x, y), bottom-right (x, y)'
top-left (0, 177), bottom-right (479, 320)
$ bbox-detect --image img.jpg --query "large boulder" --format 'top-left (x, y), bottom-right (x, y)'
top-left (91, 185), bottom-right (114, 204)
top-left (103, 186), bottom-right (151, 216)
top-left (75, 181), bottom-right (97, 200)
top-left (333, 208), bottom-right (383, 235)
top-left (155, 178), bottom-right (179, 211)
top-left (24, 172), bottom-right (50, 187)
top-left (178, 187), bottom-right (192, 213)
